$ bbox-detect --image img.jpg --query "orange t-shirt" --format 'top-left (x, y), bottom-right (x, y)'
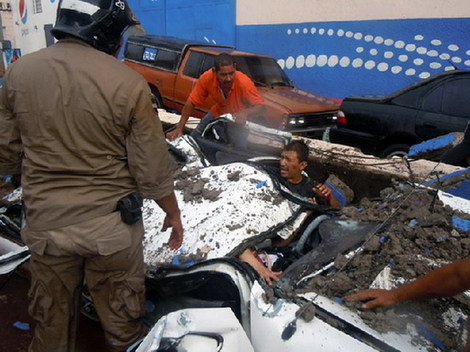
top-left (189, 69), bottom-right (264, 117)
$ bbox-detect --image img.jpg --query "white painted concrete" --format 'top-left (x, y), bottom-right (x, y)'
top-left (10, 1), bottom-right (56, 55)
top-left (237, 0), bottom-right (470, 25)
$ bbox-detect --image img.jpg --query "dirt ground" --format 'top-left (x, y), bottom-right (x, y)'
top-left (298, 181), bottom-right (469, 351)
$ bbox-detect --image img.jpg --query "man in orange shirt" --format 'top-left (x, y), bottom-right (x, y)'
top-left (166, 53), bottom-right (265, 142)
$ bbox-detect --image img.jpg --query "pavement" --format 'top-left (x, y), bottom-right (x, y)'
top-left (0, 265), bottom-right (107, 352)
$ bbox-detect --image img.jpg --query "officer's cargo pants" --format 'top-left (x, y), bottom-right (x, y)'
top-left (22, 211), bottom-right (146, 352)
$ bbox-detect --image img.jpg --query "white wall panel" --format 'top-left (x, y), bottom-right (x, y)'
top-left (237, 0), bottom-right (470, 25)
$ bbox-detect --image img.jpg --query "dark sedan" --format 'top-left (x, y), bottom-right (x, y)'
top-left (330, 70), bottom-right (470, 158)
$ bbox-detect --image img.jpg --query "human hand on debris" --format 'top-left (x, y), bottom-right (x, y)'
top-left (347, 258), bottom-right (470, 311)
top-left (233, 112), bottom-right (247, 125)
top-left (239, 248), bottom-right (282, 286)
top-left (313, 183), bottom-right (340, 207)
top-left (162, 214), bottom-right (184, 249)
top-left (257, 265), bottom-right (282, 286)
top-left (344, 289), bottom-right (399, 309)
top-left (313, 183), bottom-right (331, 200)
top-left (166, 128), bottom-right (183, 141)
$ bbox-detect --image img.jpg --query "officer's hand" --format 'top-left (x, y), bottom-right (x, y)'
top-left (166, 128), bottom-right (183, 141)
top-left (161, 214), bottom-right (184, 249)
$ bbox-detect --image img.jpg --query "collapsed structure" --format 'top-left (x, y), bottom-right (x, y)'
top-left (1, 111), bottom-right (469, 351)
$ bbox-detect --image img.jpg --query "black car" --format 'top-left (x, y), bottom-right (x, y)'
top-left (330, 70), bottom-right (470, 158)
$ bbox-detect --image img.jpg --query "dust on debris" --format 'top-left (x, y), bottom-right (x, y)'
top-left (297, 181), bottom-right (469, 351)
top-left (174, 167), bottom-right (222, 203)
top-left (165, 147), bottom-right (469, 350)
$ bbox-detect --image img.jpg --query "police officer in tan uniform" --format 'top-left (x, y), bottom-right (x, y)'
top-left (0, 1), bottom-right (183, 351)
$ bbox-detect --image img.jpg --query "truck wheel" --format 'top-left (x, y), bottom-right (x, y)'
top-left (150, 87), bottom-right (164, 110)
top-left (381, 144), bottom-right (410, 158)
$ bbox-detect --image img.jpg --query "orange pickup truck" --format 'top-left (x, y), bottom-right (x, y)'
top-left (123, 35), bottom-right (339, 137)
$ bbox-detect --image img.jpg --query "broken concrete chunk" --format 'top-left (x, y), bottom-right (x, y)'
top-left (227, 170), bottom-right (241, 181)
top-left (325, 174), bottom-right (354, 205)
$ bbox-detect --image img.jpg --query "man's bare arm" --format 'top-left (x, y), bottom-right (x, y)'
top-left (346, 257), bottom-right (470, 309)
top-left (155, 192), bottom-right (184, 249)
top-left (166, 99), bottom-right (195, 140)
top-left (239, 248), bottom-right (282, 286)
top-left (314, 183), bottom-right (341, 207)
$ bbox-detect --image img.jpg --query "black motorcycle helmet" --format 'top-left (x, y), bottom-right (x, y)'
top-left (51, 0), bottom-right (138, 55)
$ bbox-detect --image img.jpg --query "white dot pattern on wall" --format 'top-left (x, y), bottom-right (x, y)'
top-left (280, 26), bottom-right (470, 77)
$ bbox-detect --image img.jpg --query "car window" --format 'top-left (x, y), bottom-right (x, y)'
top-left (392, 85), bottom-right (426, 107)
top-left (421, 85), bottom-right (444, 113)
top-left (184, 52), bottom-right (216, 78)
top-left (234, 56), bottom-right (291, 87)
top-left (421, 78), bottom-right (470, 117)
top-left (441, 78), bottom-right (470, 117)
top-left (124, 42), bottom-right (144, 61)
top-left (155, 50), bottom-right (179, 71)
top-left (124, 43), bottom-right (179, 71)
top-left (201, 54), bottom-right (215, 74)
top-left (183, 51), bottom-right (204, 78)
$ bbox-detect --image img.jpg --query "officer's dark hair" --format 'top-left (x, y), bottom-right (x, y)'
top-left (214, 53), bottom-right (235, 72)
top-left (284, 140), bottom-right (309, 163)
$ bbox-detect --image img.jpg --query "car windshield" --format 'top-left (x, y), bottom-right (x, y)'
top-left (234, 56), bottom-right (292, 87)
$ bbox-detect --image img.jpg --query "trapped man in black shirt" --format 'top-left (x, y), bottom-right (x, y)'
top-left (278, 140), bottom-right (340, 206)
top-left (240, 140), bottom-right (339, 284)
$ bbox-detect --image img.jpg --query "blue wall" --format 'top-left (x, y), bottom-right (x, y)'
top-left (237, 18), bottom-right (470, 99)
top-left (131, 0), bottom-right (235, 45)
top-left (129, 1), bottom-right (470, 99)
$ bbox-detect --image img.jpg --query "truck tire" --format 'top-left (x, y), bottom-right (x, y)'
top-left (381, 144), bottom-right (410, 158)
top-left (150, 86), bottom-right (164, 110)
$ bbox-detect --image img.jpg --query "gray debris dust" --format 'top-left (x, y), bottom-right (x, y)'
top-left (175, 167), bottom-right (222, 203)
top-left (297, 183), bottom-right (469, 351)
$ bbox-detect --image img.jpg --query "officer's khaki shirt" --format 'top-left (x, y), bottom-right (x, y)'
top-left (0, 38), bottom-right (174, 231)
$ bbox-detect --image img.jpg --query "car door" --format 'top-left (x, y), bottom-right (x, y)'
top-left (415, 76), bottom-right (470, 140)
top-left (174, 50), bottom-right (217, 117)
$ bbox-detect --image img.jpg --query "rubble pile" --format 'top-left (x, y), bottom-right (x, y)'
top-left (141, 160), bottom-right (300, 267)
top-left (299, 182), bottom-right (469, 351)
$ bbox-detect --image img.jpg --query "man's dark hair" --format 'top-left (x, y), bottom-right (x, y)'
top-left (284, 140), bottom-right (309, 163)
top-left (214, 53), bottom-right (235, 71)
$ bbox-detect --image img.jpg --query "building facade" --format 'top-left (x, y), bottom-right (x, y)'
top-left (7, 0), bottom-right (470, 99)
top-left (10, 0), bottom-right (56, 54)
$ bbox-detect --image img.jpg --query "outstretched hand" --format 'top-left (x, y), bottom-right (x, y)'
top-left (345, 289), bottom-right (399, 309)
top-left (258, 266), bottom-right (282, 286)
top-left (161, 214), bottom-right (184, 249)
top-left (166, 128), bottom-right (183, 141)
top-left (239, 248), bottom-right (282, 286)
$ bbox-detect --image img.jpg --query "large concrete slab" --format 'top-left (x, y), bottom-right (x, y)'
top-left (158, 109), bottom-right (466, 199)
